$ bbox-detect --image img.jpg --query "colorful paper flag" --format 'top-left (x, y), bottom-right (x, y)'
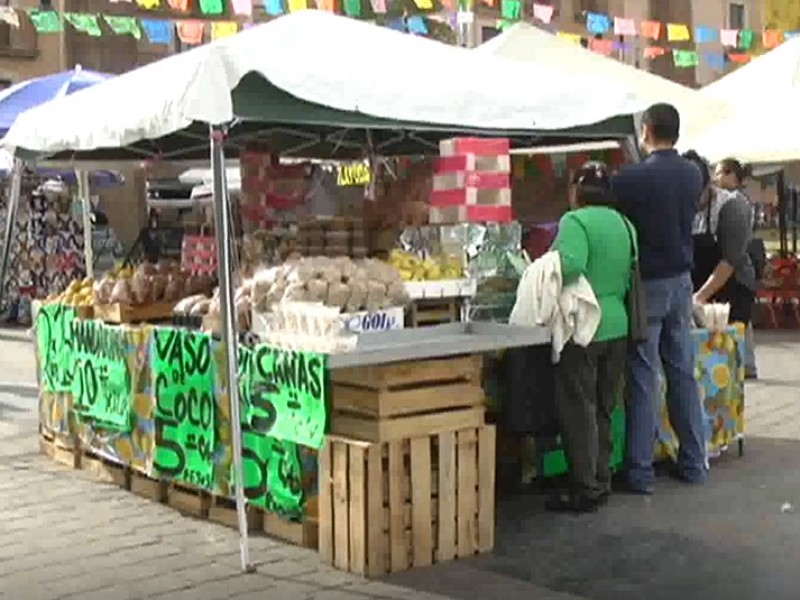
top-left (532, 3), bottom-right (553, 24)
top-left (370, 0), bottom-right (386, 12)
top-left (673, 49), bottom-right (698, 67)
top-left (65, 13), bottom-right (101, 36)
top-left (557, 31), bottom-right (581, 45)
top-left (0, 7), bottom-right (19, 27)
top-left (103, 15), bottom-right (142, 39)
top-left (500, 0), bottom-right (521, 21)
top-left (28, 10), bottom-right (62, 33)
top-left (176, 20), bottom-right (204, 44)
top-left (728, 53), bottom-right (750, 64)
top-left (287, 0), bottom-right (307, 11)
top-left (694, 26), bottom-right (717, 43)
top-left (720, 29), bottom-right (738, 46)
top-left (343, 0), bottom-right (360, 16)
top-left (704, 51), bottom-right (725, 70)
top-left (586, 12), bottom-right (610, 34)
top-left (613, 17), bottom-right (636, 36)
top-left (643, 46), bottom-right (666, 59)
top-left (496, 19), bottom-right (514, 31)
top-left (211, 21), bottom-right (238, 39)
top-left (640, 20), bottom-right (661, 40)
top-left (738, 28), bottom-right (754, 49)
top-left (141, 19), bottom-right (174, 44)
top-left (589, 38), bottom-right (613, 55)
top-left (667, 23), bottom-right (690, 41)
top-left (199, 0), bottom-right (225, 14)
top-left (167, 0), bottom-right (189, 10)
top-left (413, 0), bottom-right (433, 9)
top-left (231, 0), bottom-right (252, 14)
top-left (763, 29), bottom-right (784, 48)
top-left (407, 15), bottom-right (427, 34)
top-left (135, 0), bottom-right (160, 9)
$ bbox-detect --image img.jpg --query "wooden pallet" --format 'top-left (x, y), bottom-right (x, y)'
top-left (330, 355), bottom-right (485, 442)
top-left (39, 432), bottom-right (81, 469)
top-left (167, 482), bottom-right (212, 518)
top-left (263, 512), bottom-right (319, 549)
top-left (207, 495), bottom-right (264, 532)
top-left (318, 425), bottom-right (496, 577)
top-left (407, 299), bottom-right (461, 327)
top-left (130, 470), bottom-right (168, 502)
top-left (81, 449), bottom-right (130, 489)
top-left (94, 301), bottom-right (176, 324)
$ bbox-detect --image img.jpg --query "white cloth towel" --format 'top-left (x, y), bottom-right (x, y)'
top-left (509, 250), bottom-right (601, 363)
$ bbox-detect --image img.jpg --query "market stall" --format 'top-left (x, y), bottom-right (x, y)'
top-left (10, 10), bottom-right (643, 579)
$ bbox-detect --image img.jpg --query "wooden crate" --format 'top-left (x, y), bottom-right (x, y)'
top-left (318, 425), bottom-right (496, 577)
top-left (130, 470), bottom-right (168, 502)
top-left (208, 496), bottom-right (264, 532)
top-left (167, 482), bottom-right (212, 518)
top-left (81, 449), bottom-right (130, 489)
top-left (39, 432), bottom-right (81, 469)
top-left (408, 299), bottom-right (461, 327)
top-left (331, 355), bottom-right (485, 442)
top-left (94, 301), bottom-right (176, 324)
top-left (263, 512), bottom-right (319, 549)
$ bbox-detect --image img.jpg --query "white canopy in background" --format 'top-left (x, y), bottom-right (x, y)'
top-left (475, 22), bottom-right (731, 140)
top-left (3, 11), bottom-right (642, 157)
top-left (681, 38), bottom-right (800, 164)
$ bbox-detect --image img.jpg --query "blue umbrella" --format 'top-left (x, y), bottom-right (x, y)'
top-left (0, 65), bottom-right (112, 136)
top-left (0, 65), bottom-right (121, 186)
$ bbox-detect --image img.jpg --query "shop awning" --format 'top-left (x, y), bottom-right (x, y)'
top-left (680, 38), bottom-right (800, 164)
top-left (474, 22), bottom-right (730, 141)
top-left (3, 11), bottom-right (641, 162)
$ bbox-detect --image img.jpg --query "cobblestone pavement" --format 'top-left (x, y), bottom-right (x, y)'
top-left (2, 330), bottom-right (800, 600)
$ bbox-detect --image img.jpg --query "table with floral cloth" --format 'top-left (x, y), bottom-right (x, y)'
top-left (655, 324), bottom-right (745, 462)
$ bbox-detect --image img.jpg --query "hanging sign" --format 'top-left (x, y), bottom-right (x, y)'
top-left (71, 319), bottom-right (133, 430)
top-left (336, 163), bottom-right (371, 186)
top-left (152, 327), bottom-right (216, 489)
top-left (36, 303), bottom-right (76, 392)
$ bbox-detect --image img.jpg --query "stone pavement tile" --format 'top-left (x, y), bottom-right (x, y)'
top-left (146, 573), bottom-right (278, 600)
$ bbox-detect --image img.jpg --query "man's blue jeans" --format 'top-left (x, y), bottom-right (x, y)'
top-left (627, 272), bottom-right (707, 490)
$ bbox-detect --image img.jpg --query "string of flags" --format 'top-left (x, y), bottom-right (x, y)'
top-left (496, 1), bottom-right (800, 69)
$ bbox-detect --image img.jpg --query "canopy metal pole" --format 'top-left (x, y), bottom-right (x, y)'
top-left (76, 170), bottom-right (94, 279)
top-left (0, 158), bottom-right (23, 313)
top-left (210, 124), bottom-right (253, 573)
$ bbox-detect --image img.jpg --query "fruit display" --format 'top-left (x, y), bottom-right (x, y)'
top-left (46, 278), bottom-right (94, 306)
top-left (93, 260), bottom-right (216, 306)
top-left (388, 249), bottom-right (465, 282)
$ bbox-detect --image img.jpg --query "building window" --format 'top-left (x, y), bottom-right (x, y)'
top-left (728, 3), bottom-right (746, 29)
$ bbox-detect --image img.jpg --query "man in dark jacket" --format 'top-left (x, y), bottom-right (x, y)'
top-left (612, 103), bottom-right (707, 494)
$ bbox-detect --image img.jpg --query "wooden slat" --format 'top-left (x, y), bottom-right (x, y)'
top-left (348, 446), bottom-right (367, 575)
top-left (457, 429), bottom-right (478, 557)
top-left (477, 425), bottom-right (496, 553)
top-left (410, 437), bottom-right (433, 567)
top-left (331, 406), bottom-right (485, 442)
top-left (332, 442), bottom-right (350, 571)
top-left (317, 440), bottom-right (334, 564)
top-left (366, 444), bottom-right (385, 577)
top-left (388, 440), bottom-right (408, 573)
top-left (332, 383), bottom-right (484, 419)
top-left (437, 431), bottom-right (457, 562)
top-left (332, 355), bottom-right (481, 390)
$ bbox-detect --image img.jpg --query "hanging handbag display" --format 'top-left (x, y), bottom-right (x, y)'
top-left (620, 214), bottom-right (649, 343)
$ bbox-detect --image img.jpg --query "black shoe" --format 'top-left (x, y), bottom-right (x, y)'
top-left (545, 490), bottom-right (601, 513)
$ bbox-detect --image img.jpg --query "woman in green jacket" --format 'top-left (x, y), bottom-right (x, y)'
top-left (546, 161), bottom-right (635, 513)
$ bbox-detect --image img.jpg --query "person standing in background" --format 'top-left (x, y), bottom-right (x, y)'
top-left (611, 103), bottom-right (707, 494)
top-left (715, 158), bottom-right (762, 379)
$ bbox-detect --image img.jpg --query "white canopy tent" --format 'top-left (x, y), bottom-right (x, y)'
top-left (2, 11), bottom-right (645, 574)
top-left (474, 22), bottom-right (731, 141)
top-left (680, 38), bottom-right (800, 164)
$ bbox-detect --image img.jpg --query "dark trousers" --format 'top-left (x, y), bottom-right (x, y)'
top-left (555, 339), bottom-right (627, 497)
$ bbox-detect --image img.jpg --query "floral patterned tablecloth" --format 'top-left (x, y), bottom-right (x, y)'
top-left (655, 324), bottom-right (745, 462)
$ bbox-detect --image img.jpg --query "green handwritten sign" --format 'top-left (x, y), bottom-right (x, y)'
top-left (241, 430), bottom-right (305, 517)
top-left (71, 319), bottom-right (133, 431)
top-left (36, 304), bottom-right (76, 392)
top-left (152, 328), bottom-right (216, 489)
top-left (244, 345), bottom-right (328, 449)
